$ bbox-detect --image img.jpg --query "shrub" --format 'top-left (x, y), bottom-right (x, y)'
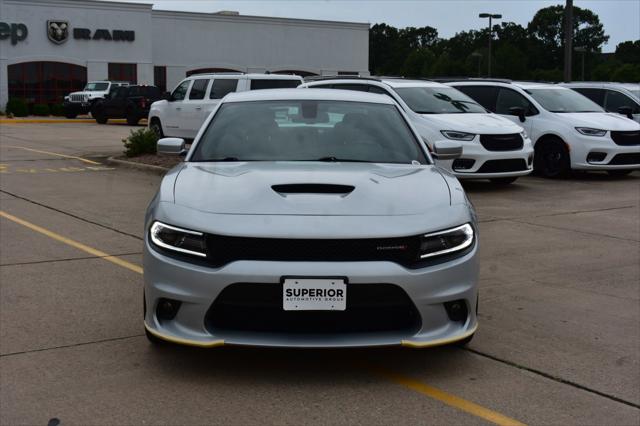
top-left (5, 98), bottom-right (28, 117)
top-left (122, 128), bottom-right (158, 157)
top-left (50, 104), bottom-right (65, 116)
top-left (32, 104), bottom-right (50, 116)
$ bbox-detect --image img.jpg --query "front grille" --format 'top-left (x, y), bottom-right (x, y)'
top-left (205, 234), bottom-right (423, 267)
top-left (479, 134), bottom-right (524, 151)
top-left (69, 94), bottom-right (87, 103)
top-left (609, 153), bottom-right (640, 165)
top-left (205, 283), bottom-right (421, 335)
top-left (611, 131), bottom-right (640, 146)
top-left (476, 159), bottom-right (528, 173)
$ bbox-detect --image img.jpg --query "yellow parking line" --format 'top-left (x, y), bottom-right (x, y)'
top-left (0, 210), bottom-right (525, 425)
top-left (372, 366), bottom-right (527, 426)
top-left (4, 146), bottom-right (102, 165)
top-left (0, 210), bottom-right (142, 274)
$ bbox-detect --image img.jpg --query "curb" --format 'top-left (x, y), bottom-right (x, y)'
top-left (106, 156), bottom-right (169, 175)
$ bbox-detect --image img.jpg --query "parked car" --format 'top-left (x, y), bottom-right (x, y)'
top-left (448, 80), bottom-right (640, 177)
top-left (63, 81), bottom-right (129, 118)
top-left (148, 73), bottom-right (304, 140)
top-left (91, 85), bottom-right (163, 125)
top-left (560, 82), bottom-right (640, 123)
top-left (300, 77), bottom-right (533, 184)
top-left (143, 88), bottom-right (479, 348)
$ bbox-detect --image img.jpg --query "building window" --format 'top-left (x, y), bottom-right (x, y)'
top-left (186, 68), bottom-right (241, 77)
top-left (8, 61), bottom-right (87, 106)
top-left (108, 63), bottom-right (137, 84)
top-left (154, 66), bottom-right (166, 92)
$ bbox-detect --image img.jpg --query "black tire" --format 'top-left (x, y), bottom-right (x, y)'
top-left (534, 138), bottom-right (570, 178)
top-left (150, 119), bottom-right (164, 138)
top-left (126, 113), bottom-right (140, 126)
top-left (94, 113), bottom-right (108, 124)
top-left (490, 176), bottom-right (518, 185)
top-left (607, 170), bottom-right (632, 177)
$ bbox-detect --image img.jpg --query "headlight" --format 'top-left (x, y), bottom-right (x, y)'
top-left (150, 221), bottom-right (207, 257)
top-left (440, 130), bottom-right (476, 141)
top-left (420, 223), bottom-right (474, 259)
top-left (576, 127), bottom-right (607, 137)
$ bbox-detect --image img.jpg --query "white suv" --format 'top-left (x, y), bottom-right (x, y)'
top-left (300, 77), bottom-right (533, 184)
top-left (63, 81), bottom-right (129, 118)
top-left (148, 73), bottom-right (303, 140)
top-left (560, 82), bottom-right (640, 123)
top-left (448, 80), bottom-right (640, 177)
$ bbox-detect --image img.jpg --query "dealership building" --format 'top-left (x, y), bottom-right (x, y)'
top-left (0, 0), bottom-right (370, 109)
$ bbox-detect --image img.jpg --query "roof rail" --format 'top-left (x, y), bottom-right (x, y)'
top-left (188, 71), bottom-right (246, 77)
top-left (303, 75), bottom-right (382, 82)
top-left (433, 77), bottom-right (513, 84)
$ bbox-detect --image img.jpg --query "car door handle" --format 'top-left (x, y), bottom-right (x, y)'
top-left (175, 107), bottom-right (182, 111)
top-left (195, 107), bottom-right (202, 110)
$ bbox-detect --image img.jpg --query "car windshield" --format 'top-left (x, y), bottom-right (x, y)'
top-left (527, 88), bottom-right (604, 113)
top-left (84, 82), bottom-right (109, 91)
top-left (394, 87), bottom-right (486, 114)
top-left (191, 100), bottom-right (427, 164)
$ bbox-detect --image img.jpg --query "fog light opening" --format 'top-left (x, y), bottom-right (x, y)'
top-left (452, 159), bottom-right (476, 171)
top-left (587, 152), bottom-right (607, 163)
top-left (444, 299), bottom-right (468, 322)
top-left (156, 298), bottom-right (182, 321)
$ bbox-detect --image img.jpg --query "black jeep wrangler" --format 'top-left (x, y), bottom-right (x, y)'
top-left (91, 85), bottom-right (163, 125)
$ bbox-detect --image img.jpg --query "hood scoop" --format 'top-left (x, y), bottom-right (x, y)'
top-left (272, 183), bottom-right (355, 196)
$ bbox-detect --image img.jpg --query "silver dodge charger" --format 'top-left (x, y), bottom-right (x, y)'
top-left (143, 89), bottom-right (479, 348)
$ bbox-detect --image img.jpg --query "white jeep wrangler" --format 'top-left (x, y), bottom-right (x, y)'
top-left (63, 81), bottom-right (129, 118)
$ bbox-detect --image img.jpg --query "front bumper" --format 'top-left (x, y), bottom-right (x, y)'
top-left (436, 137), bottom-right (534, 179)
top-left (568, 133), bottom-right (640, 170)
top-left (63, 101), bottom-right (92, 114)
top-left (143, 236), bottom-right (479, 348)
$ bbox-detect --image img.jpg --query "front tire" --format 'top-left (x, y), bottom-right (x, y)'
top-left (126, 112), bottom-right (140, 126)
top-left (534, 138), bottom-right (570, 178)
top-left (490, 176), bottom-right (518, 185)
top-left (149, 119), bottom-right (164, 138)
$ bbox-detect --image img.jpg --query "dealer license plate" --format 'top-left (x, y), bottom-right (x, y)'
top-left (282, 278), bottom-right (346, 311)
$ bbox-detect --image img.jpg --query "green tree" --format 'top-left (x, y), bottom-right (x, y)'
top-left (402, 48), bottom-right (435, 78)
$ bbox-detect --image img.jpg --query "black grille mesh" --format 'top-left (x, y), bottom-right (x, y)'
top-left (610, 131), bottom-right (640, 146)
top-left (609, 153), bottom-right (640, 165)
top-left (476, 159), bottom-right (528, 173)
top-left (479, 134), bottom-right (524, 151)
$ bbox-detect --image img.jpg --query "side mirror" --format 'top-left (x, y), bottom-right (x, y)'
top-left (163, 91), bottom-right (172, 101)
top-left (618, 106), bottom-right (634, 120)
top-left (432, 140), bottom-right (463, 160)
top-left (508, 107), bottom-right (526, 122)
top-left (157, 138), bottom-right (186, 156)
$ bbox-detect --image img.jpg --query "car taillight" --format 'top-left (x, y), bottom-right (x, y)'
top-left (140, 99), bottom-right (147, 108)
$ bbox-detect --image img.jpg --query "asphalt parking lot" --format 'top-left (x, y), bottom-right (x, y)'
top-left (1, 122), bottom-right (639, 426)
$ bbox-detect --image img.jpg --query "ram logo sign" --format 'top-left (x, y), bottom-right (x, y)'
top-left (47, 20), bottom-right (69, 44)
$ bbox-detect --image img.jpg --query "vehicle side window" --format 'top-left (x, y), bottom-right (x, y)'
top-left (115, 87), bottom-right (129, 99)
top-left (210, 79), bottom-right (238, 99)
top-left (368, 85), bottom-right (390, 96)
top-left (455, 86), bottom-right (498, 111)
top-left (250, 79), bottom-right (300, 90)
top-left (171, 80), bottom-right (190, 101)
top-left (496, 88), bottom-right (538, 116)
top-left (573, 88), bottom-right (605, 106)
top-left (605, 90), bottom-right (640, 114)
top-left (188, 79), bottom-right (209, 100)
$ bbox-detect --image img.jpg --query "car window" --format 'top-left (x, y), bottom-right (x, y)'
top-left (573, 88), bottom-right (605, 106)
top-left (141, 86), bottom-right (161, 97)
top-left (192, 100), bottom-right (427, 164)
top-left (453, 86), bottom-right (498, 111)
top-left (605, 90), bottom-right (640, 114)
top-left (496, 88), bottom-right (538, 116)
top-left (250, 79), bottom-right (301, 90)
top-left (526, 88), bottom-right (604, 113)
top-left (210, 79), bottom-right (239, 99)
top-left (115, 87), bottom-right (129, 99)
top-left (188, 79), bottom-right (209, 100)
top-left (171, 80), bottom-right (190, 101)
top-left (368, 86), bottom-right (390, 96)
top-left (85, 82), bottom-right (109, 91)
top-left (394, 86), bottom-right (486, 114)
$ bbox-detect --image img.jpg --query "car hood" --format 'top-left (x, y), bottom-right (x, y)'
top-left (417, 113), bottom-right (523, 134)
top-left (173, 162), bottom-right (451, 216)
top-left (557, 112), bottom-right (640, 130)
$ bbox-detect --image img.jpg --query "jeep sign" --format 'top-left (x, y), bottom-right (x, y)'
top-left (0, 22), bottom-right (28, 45)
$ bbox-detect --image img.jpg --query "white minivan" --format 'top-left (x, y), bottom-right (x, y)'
top-left (449, 80), bottom-right (640, 177)
top-left (300, 77), bottom-right (533, 184)
top-left (148, 73), bottom-right (303, 140)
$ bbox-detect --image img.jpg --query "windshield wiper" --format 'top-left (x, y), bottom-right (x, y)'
top-left (414, 110), bottom-right (436, 114)
top-left (315, 157), bottom-right (374, 163)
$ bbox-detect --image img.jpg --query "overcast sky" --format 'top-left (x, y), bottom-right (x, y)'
top-left (110, 0), bottom-right (639, 52)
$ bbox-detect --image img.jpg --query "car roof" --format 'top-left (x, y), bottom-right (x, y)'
top-left (223, 88), bottom-right (397, 104)
top-left (187, 73), bottom-right (302, 80)
top-left (304, 77), bottom-right (446, 89)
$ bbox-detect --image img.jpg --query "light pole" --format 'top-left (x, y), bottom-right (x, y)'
top-left (575, 46), bottom-right (587, 81)
top-left (479, 13), bottom-right (502, 77)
